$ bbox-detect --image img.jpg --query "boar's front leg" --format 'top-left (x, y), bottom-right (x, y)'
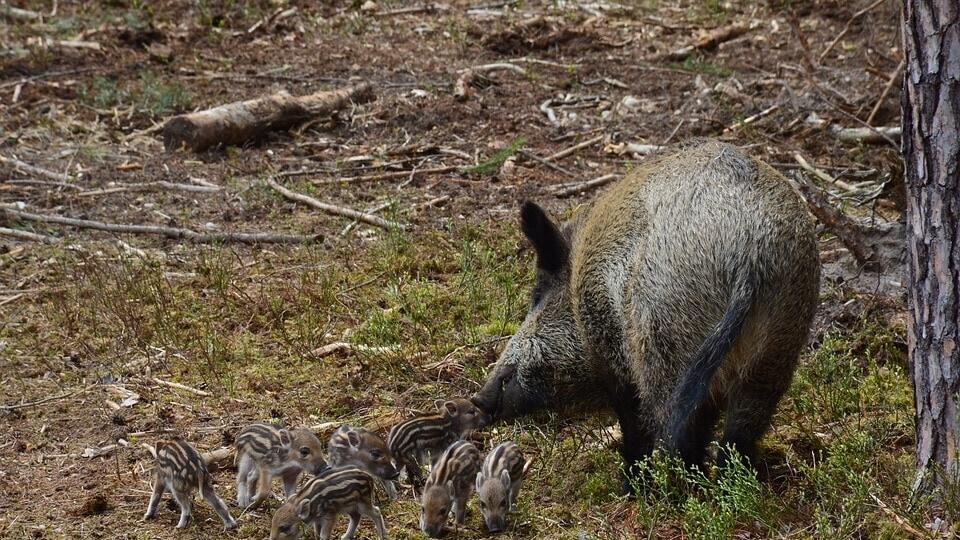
top-left (609, 383), bottom-right (654, 495)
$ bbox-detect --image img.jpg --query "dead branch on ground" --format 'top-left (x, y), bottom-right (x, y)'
top-left (552, 173), bottom-right (621, 197)
top-left (2, 206), bottom-right (320, 245)
top-left (0, 227), bottom-right (60, 244)
top-left (77, 181), bottom-right (222, 197)
top-left (266, 177), bottom-right (405, 231)
top-left (310, 342), bottom-right (401, 358)
top-left (314, 165), bottom-right (460, 185)
top-left (790, 174), bottom-right (879, 269)
top-left (1, 4), bottom-right (40, 20)
top-left (793, 153), bottom-right (859, 192)
top-left (831, 125), bottom-right (901, 144)
top-left (151, 377), bottom-right (211, 397)
top-left (545, 135), bottom-right (604, 161)
top-left (163, 83), bottom-right (374, 152)
top-left (659, 22), bottom-right (753, 61)
top-left (0, 155), bottom-right (72, 182)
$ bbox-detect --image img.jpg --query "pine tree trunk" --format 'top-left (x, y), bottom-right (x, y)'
top-left (902, 0), bottom-right (960, 489)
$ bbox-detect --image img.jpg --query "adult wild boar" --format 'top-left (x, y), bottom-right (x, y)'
top-left (471, 140), bottom-right (819, 484)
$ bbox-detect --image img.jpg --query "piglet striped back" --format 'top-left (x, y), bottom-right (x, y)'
top-left (481, 441), bottom-right (525, 482)
top-left (156, 439), bottom-right (208, 492)
top-left (427, 440), bottom-right (482, 487)
top-left (236, 423), bottom-right (287, 466)
top-left (295, 467), bottom-right (375, 519)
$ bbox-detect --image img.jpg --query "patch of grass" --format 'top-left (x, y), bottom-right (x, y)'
top-left (462, 138), bottom-right (527, 176)
top-left (80, 73), bottom-right (191, 116)
top-left (676, 56), bottom-right (733, 77)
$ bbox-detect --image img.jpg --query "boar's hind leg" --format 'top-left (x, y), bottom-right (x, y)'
top-left (718, 363), bottom-right (793, 473)
top-left (670, 397), bottom-right (722, 471)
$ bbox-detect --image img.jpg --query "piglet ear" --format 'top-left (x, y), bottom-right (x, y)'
top-left (476, 471), bottom-right (484, 492)
top-left (442, 400), bottom-right (458, 417)
top-left (346, 430), bottom-right (361, 448)
top-left (296, 499), bottom-right (312, 521)
top-left (500, 469), bottom-right (511, 489)
top-left (279, 429), bottom-right (292, 447)
top-left (520, 201), bottom-right (569, 275)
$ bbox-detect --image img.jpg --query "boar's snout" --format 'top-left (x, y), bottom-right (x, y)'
top-left (472, 363), bottom-right (515, 422)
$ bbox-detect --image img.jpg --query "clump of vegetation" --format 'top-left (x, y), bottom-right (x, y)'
top-left (462, 138), bottom-right (527, 176)
top-left (81, 72), bottom-right (191, 116)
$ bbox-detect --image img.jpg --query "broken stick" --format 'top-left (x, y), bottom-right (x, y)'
top-left (266, 177), bottom-right (405, 231)
top-left (0, 155), bottom-right (72, 182)
top-left (163, 83), bottom-right (374, 152)
top-left (0, 226), bottom-right (60, 244)
top-left (454, 63), bottom-right (527, 101)
top-left (2, 206), bottom-right (320, 245)
top-left (660, 22), bottom-right (753, 61)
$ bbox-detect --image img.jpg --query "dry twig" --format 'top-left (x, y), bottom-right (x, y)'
top-left (867, 58), bottom-right (904, 125)
top-left (310, 342), bottom-right (401, 358)
top-left (76, 181), bottom-right (221, 197)
top-left (1, 385), bottom-right (97, 411)
top-left (2, 206), bottom-right (319, 245)
top-left (315, 165), bottom-right (460, 185)
top-left (819, 0), bottom-right (887, 63)
top-left (793, 153), bottom-right (859, 192)
top-left (267, 177), bottom-right (405, 230)
top-left (659, 22), bottom-right (753, 61)
top-left (552, 173), bottom-right (621, 197)
top-left (545, 135), bottom-right (604, 162)
top-left (0, 227), bottom-right (60, 244)
top-left (151, 377), bottom-right (211, 397)
top-left (0, 155), bottom-right (72, 182)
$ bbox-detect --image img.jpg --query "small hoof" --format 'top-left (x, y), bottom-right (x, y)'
top-left (224, 521), bottom-right (238, 532)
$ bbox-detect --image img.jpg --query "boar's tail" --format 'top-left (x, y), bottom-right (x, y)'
top-left (667, 274), bottom-right (756, 447)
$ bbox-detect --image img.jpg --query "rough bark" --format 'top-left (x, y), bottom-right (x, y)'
top-left (902, 0), bottom-right (960, 489)
top-left (163, 83), bottom-right (374, 152)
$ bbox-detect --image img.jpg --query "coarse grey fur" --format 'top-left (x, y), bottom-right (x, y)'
top-left (471, 140), bottom-right (820, 482)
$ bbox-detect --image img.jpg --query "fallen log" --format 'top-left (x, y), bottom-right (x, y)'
top-left (163, 83), bottom-right (374, 152)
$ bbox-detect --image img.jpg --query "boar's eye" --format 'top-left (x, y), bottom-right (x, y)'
top-left (480, 501), bottom-right (487, 509)
top-left (370, 450), bottom-right (382, 459)
top-left (299, 446), bottom-right (311, 457)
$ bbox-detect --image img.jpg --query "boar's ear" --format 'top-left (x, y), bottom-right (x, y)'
top-left (278, 429), bottom-right (292, 447)
top-left (296, 499), bottom-right (312, 521)
top-left (441, 400), bottom-right (458, 417)
top-left (520, 201), bottom-right (568, 275)
top-left (500, 469), bottom-right (511, 489)
top-left (476, 471), bottom-right (484, 492)
top-left (346, 430), bottom-right (361, 448)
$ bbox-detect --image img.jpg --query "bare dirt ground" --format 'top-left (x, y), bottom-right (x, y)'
top-left (1, 1), bottom-right (917, 539)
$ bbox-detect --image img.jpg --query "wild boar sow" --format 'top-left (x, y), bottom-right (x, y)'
top-left (471, 141), bottom-right (820, 483)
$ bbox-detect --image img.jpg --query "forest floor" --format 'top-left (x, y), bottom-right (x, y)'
top-left (0, 1), bottom-right (926, 539)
